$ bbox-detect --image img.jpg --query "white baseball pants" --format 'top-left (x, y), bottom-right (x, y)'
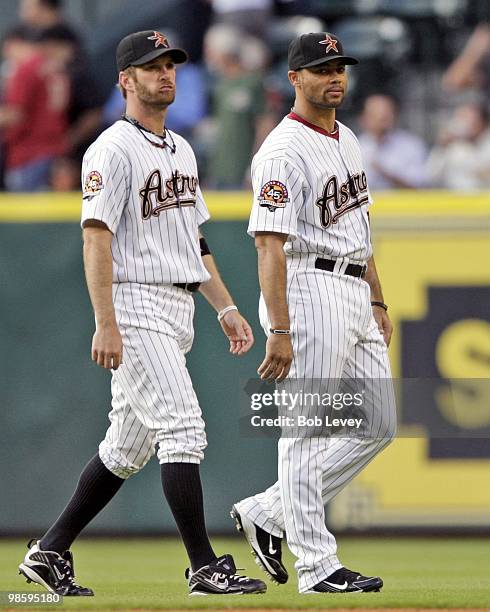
top-left (237, 262), bottom-right (397, 592)
top-left (99, 284), bottom-right (207, 478)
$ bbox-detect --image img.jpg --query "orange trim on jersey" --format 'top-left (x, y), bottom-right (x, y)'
top-left (287, 112), bottom-right (339, 141)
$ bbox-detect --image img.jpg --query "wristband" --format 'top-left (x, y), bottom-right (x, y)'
top-left (199, 237), bottom-right (211, 257)
top-left (217, 305), bottom-right (238, 321)
top-left (270, 328), bottom-right (291, 335)
top-left (371, 301), bottom-right (388, 312)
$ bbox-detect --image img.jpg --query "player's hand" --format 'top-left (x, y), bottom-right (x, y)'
top-left (220, 310), bottom-right (254, 355)
top-left (92, 322), bottom-right (123, 370)
top-left (258, 334), bottom-right (293, 382)
top-left (372, 306), bottom-right (393, 347)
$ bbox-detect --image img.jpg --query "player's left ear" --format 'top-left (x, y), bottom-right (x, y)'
top-left (288, 70), bottom-right (301, 89)
top-left (119, 69), bottom-right (135, 95)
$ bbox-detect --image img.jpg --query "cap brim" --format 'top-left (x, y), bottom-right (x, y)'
top-left (297, 55), bottom-right (359, 69)
top-left (130, 47), bottom-right (188, 68)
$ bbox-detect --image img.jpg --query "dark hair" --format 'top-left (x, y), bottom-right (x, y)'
top-left (36, 24), bottom-right (76, 43)
top-left (3, 25), bottom-right (37, 44)
top-left (40, 0), bottom-right (63, 9)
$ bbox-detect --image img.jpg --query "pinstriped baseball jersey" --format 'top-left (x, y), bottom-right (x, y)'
top-left (81, 119), bottom-right (211, 286)
top-left (248, 113), bottom-right (372, 264)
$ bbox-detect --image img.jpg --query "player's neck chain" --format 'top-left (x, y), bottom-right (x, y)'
top-left (290, 107), bottom-right (338, 136)
top-left (121, 114), bottom-right (176, 154)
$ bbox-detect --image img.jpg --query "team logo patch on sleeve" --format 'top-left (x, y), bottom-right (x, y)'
top-left (83, 171), bottom-right (103, 198)
top-left (258, 181), bottom-right (289, 212)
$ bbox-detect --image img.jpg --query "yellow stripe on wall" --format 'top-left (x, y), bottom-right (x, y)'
top-left (0, 190), bottom-right (489, 222)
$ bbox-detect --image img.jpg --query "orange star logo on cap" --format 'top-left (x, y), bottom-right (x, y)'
top-left (319, 34), bottom-right (339, 54)
top-left (147, 31), bottom-right (169, 48)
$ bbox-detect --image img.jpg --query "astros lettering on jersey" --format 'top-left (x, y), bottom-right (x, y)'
top-left (249, 112), bottom-right (373, 262)
top-left (82, 121), bottom-right (211, 286)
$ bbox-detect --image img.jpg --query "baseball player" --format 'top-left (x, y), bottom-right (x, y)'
top-left (231, 33), bottom-right (397, 594)
top-left (18, 30), bottom-right (266, 597)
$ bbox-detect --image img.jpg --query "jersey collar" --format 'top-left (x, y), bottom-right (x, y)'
top-left (287, 111), bottom-right (339, 141)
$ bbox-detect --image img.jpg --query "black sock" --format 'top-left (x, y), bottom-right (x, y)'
top-left (161, 462), bottom-right (217, 571)
top-left (40, 453), bottom-right (125, 554)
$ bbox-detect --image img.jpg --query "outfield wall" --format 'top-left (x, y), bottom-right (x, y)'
top-left (0, 191), bottom-right (489, 534)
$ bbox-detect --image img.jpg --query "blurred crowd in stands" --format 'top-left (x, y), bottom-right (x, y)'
top-left (0, 0), bottom-right (489, 192)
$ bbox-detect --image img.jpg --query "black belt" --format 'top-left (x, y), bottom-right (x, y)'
top-left (173, 282), bottom-right (201, 292)
top-left (315, 257), bottom-right (367, 279)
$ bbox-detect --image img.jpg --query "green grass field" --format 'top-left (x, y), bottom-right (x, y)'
top-left (1, 537), bottom-right (488, 610)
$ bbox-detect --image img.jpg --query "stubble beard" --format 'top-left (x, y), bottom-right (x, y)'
top-left (302, 80), bottom-right (345, 110)
top-left (134, 80), bottom-right (175, 110)
top-left (311, 91), bottom-right (345, 110)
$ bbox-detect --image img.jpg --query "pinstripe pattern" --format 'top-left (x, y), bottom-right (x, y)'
top-left (80, 121), bottom-right (210, 476)
top-left (238, 114), bottom-right (396, 592)
top-left (241, 273), bottom-right (396, 591)
top-left (81, 120), bottom-right (211, 285)
top-left (248, 116), bottom-right (373, 263)
top-left (99, 298), bottom-right (206, 478)
top-left (112, 282), bottom-right (195, 341)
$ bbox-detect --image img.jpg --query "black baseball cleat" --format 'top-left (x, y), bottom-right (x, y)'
top-left (305, 566), bottom-right (383, 593)
top-left (230, 504), bottom-right (288, 584)
top-left (18, 540), bottom-right (94, 596)
top-left (186, 553), bottom-right (267, 595)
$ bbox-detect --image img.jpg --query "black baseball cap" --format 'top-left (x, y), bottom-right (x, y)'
top-left (288, 32), bottom-right (359, 70)
top-left (116, 30), bottom-right (188, 72)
